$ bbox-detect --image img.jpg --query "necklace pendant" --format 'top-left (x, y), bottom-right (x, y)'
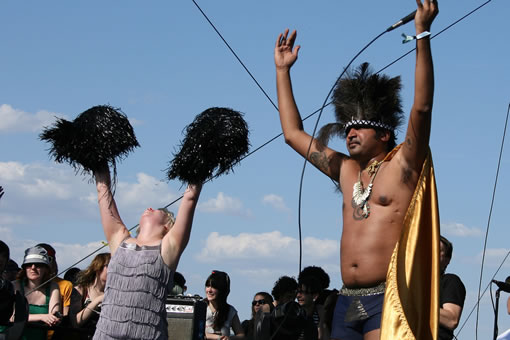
top-left (361, 202), bottom-right (370, 218)
top-left (352, 180), bottom-right (372, 219)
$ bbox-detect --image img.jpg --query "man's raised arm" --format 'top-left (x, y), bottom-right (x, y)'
top-left (402, 0), bottom-right (439, 171)
top-left (94, 168), bottom-right (130, 254)
top-left (275, 29), bottom-right (344, 181)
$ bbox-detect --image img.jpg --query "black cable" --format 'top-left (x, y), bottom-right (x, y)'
top-left (378, 0), bottom-right (493, 74)
top-left (456, 250), bottom-right (510, 337)
top-left (191, 0), bottom-right (279, 112)
top-left (474, 102), bottom-right (509, 339)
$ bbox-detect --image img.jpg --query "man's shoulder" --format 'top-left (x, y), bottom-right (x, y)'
top-left (442, 273), bottom-right (466, 293)
top-left (442, 273), bottom-right (463, 283)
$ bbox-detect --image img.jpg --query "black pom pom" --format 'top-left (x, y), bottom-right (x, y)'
top-left (167, 107), bottom-right (250, 184)
top-left (40, 105), bottom-right (139, 177)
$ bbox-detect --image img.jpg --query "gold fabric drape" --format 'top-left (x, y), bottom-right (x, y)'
top-left (380, 146), bottom-right (440, 340)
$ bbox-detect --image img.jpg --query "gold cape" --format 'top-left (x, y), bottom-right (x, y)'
top-left (380, 144), bottom-right (440, 340)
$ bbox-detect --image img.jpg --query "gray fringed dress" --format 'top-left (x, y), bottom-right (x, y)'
top-left (93, 241), bottom-right (174, 340)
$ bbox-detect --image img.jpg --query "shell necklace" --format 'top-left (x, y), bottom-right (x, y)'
top-left (352, 159), bottom-right (383, 218)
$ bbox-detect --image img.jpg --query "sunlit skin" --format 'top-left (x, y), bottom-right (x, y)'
top-left (274, 1), bottom-right (438, 338)
top-left (94, 167), bottom-right (202, 271)
top-left (98, 263), bottom-right (108, 286)
top-left (139, 208), bottom-right (171, 237)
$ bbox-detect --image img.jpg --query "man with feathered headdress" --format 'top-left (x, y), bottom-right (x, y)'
top-left (274, 1), bottom-right (439, 339)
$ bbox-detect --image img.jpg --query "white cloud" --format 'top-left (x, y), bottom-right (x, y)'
top-left (0, 161), bottom-right (27, 181)
top-left (442, 222), bottom-right (482, 237)
top-left (196, 231), bottom-right (338, 263)
top-left (52, 241), bottom-right (110, 272)
top-left (262, 194), bottom-right (290, 212)
top-left (0, 104), bottom-right (65, 133)
top-left (0, 161), bottom-right (81, 200)
top-left (116, 173), bottom-right (176, 212)
top-left (0, 161), bottom-right (181, 234)
top-left (199, 192), bottom-right (252, 217)
top-left (5, 234), bottom-right (110, 274)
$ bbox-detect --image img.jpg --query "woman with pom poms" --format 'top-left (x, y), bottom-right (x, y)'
top-left (91, 165), bottom-right (202, 340)
top-left (41, 104), bottom-right (249, 340)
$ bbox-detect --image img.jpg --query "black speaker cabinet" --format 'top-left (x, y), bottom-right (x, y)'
top-left (166, 295), bottom-right (206, 340)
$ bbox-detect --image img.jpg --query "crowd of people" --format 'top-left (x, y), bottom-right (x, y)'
top-left (1, 239), bottom-right (341, 340)
top-left (0, 238), bottom-right (472, 340)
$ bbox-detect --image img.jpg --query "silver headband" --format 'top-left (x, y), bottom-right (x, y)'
top-left (344, 119), bottom-right (393, 132)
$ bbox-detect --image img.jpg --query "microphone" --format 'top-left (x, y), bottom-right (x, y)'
top-left (386, 10), bottom-right (417, 32)
top-left (492, 279), bottom-right (510, 293)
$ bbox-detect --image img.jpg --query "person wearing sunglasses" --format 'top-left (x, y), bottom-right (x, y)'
top-left (241, 292), bottom-right (274, 338)
top-left (14, 246), bottom-right (62, 340)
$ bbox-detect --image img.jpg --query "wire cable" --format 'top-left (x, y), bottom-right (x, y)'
top-left (191, 0), bottom-right (279, 112)
top-left (456, 250), bottom-right (510, 337)
top-left (474, 102), bottom-right (509, 339)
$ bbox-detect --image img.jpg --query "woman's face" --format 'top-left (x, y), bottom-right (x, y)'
top-left (25, 263), bottom-right (47, 282)
top-left (99, 263), bottom-right (109, 285)
top-left (205, 285), bottom-right (219, 302)
top-left (252, 294), bottom-right (271, 314)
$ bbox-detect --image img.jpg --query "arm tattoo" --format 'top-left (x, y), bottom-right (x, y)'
top-left (310, 151), bottom-right (330, 173)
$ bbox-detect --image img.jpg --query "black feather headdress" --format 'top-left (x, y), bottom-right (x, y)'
top-left (318, 62), bottom-right (404, 146)
top-left (40, 105), bottom-right (139, 190)
top-left (167, 107), bottom-right (250, 184)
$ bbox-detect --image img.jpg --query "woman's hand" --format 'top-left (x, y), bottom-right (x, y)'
top-left (40, 313), bottom-right (61, 326)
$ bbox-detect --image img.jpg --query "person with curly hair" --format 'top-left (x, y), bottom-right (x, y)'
top-left (69, 253), bottom-right (111, 339)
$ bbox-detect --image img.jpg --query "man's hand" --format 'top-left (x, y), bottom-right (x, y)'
top-left (415, 0), bottom-right (439, 33)
top-left (274, 29), bottom-right (300, 71)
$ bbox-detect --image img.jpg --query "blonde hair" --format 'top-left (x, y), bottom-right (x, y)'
top-left (158, 207), bottom-right (175, 228)
top-left (135, 208), bottom-right (175, 237)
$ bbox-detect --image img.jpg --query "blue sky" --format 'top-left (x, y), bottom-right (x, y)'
top-left (1, 0), bottom-right (510, 337)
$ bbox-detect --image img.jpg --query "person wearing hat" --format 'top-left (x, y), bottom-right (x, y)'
top-left (274, 1), bottom-right (439, 339)
top-left (14, 245), bottom-right (61, 340)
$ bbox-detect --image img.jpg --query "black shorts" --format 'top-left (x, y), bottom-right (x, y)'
top-left (330, 284), bottom-right (385, 340)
